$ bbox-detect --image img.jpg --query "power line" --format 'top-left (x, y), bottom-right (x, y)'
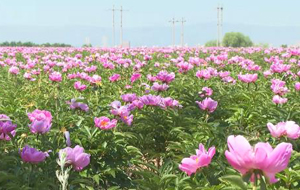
top-left (169, 18), bottom-right (179, 47)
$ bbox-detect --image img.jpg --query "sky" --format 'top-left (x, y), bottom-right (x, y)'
top-left (0, 0), bottom-right (299, 47)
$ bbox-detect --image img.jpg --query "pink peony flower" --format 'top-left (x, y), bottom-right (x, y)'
top-left (121, 93), bottom-right (137, 103)
top-left (67, 99), bottom-right (89, 112)
top-left (130, 73), bottom-right (142, 83)
top-left (199, 87), bottom-right (213, 97)
top-left (20, 145), bottom-right (49, 164)
top-left (94, 116), bottom-right (117, 130)
top-left (267, 121), bottom-right (300, 139)
top-left (156, 71), bottom-right (175, 84)
top-left (8, 66), bottom-right (19, 75)
top-left (271, 79), bottom-right (289, 96)
top-left (59, 145), bottom-right (90, 171)
top-left (49, 71), bottom-right (62, 82)
top-left (272, 95), bottom-right (287, 104)
top-left (109, 73), bottom-right (121, 82)
top-left (74, 81), bottom-right (87, 91)
top-left (151, 82), bottom-right (169, 92)
top-left (238, 73), bottom-right (258, 83)
top-left (295, 82), bottom-right (300, 91)
top-left (0, 114), bottom-right (17, 141)
top-left (225, 135), bottom-right (292, 184)
top-left (28, 110), bottom-right (52, 134)
top-left (179, 144), bottom-right (215, 176)
top-left (196, 98), bottom-right (218, 113)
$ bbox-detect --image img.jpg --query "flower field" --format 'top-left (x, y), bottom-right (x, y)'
top-left (1, 47), bottom-right (300, 189)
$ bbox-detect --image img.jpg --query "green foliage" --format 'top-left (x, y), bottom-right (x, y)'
top-left (254, 42), bottom-right (269, 48)
top-left (222, 32), bottom-right (253, 47)
top-left (205, 40), bottom-right (217, 47)
top-left (0, 47), bottom-right (300, 189)
top-left (0, 41), bottom-right (72, 47)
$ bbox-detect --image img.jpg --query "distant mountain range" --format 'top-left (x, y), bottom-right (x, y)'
top-left (0, 23), bottom-right (299, 47)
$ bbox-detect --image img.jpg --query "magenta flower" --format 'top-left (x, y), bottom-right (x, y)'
top-left (139, 95), bottom-right (162, 106)
top-left (74, 81), bottom-right (87, 91)
top-left (238, 73), bottom-right (258, 83)
top-left (147, 74), bottom-right (157, 82)
top-left (295, 82), bottom-right (300, 91)
top-left (89, 75), bottom-right (102, 85)
top-left (109, 74), bottom-right (121, 82)
top-left (20, 145), bottom-right (49, 164)
top-left (270, 62), bottom-right (291, 73)
top-left (199, 87), bottom-right (213, 97)
top-left (67, 99), bottom-right (89, 112)
top-left (120, 114), bottom-right (134, 126)
top-left (179, 144), bottom-right (215, 176)
top-left (271, 79), bottom-right (289, 96)
top-left (272, 95), bottom-right (287, 104)
top-left (156, 71), bottom-right (175, 84)
top-left (121, 93), bottom-right (137, 103)
top-left (8, 66), bottom-right (19, 75)
top-left (196, 98), bottom-right (218, 113)
top-left (110, 101), bottom-right (130, 116)
top-left (28, 110), bottom-right (52, 134)
top-left (196, 70), bottom-right (212, 80)
top-left (59, 145), bottom-right (90, 171)
top-left (225, 135), bottom-right (292, 184)
top-left (132, 100), bottom-right (144, 109)
top-left (131, 73), bottom-right (141, 83)
top-left (0, 114), bottom-right (16, 141)
top-left (151, 82), bottom-right (169, 92)
top-left (94, 116), bottom-right (117, 130)
top-left (160, 97), bottom-right (182, 109)
top-left (49, 71), bottom-right (62, 82)
top-left (263, 70), bottom-right (273, 78)
top-left (267, 121), bottom-right (300, 139)
top-left (176, 62), bottom-right (194, 73)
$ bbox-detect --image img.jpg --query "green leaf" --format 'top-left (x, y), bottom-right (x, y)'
top-left (260, 176), bottom-right (267, 190)
top-left (219, 175), bottom-right (247, 190)
top-left (242, 172), bottom-right (252, 182)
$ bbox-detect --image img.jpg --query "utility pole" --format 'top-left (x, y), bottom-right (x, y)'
top-left (169, 18), bottom-right (179, 47)
top-left (217, 5), bottom-right (223, 47)
top-left (120, 6), bottom-right (129, 47)
top-left (108, 5), bottom-right (119, 47)
top-left (220, 6), bottom-right (223, 47)
top-left (85, 37), bottom-right (90, 47)
top-left (217, 6), bottom-right (220, 47)
top-left (180, 18), bottom-right (186, 47)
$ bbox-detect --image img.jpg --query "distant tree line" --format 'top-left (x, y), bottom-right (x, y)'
top-left (0, 41), bottom-right (72, 47)
top-left (205, 32), bottom-right (254, 48)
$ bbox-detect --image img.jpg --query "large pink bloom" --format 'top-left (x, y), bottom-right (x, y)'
top-left (94, 116), bottom-right (117, 130)
top-left (179, 144), bottom-right (215, 176)
top-left (49, 71), bottom-right (62, 82)
top-left (20, 145), bottom-right (49, 164)
top-left (272, 95), bottom-right (287, 104)
top-left (74, 81), bottom-right (87, 91)
top-left (28, 110), bottom-right (52, 134)
top-left (59, 145), bottom-right (90, 171)
top-left (225, 135), bottom-right (292, 184)
top-left (130, 73), bottom-right (141, 83)
top-left (238, 73), bottom-right (258, 83)
top-left (267, 121), bottom-right (300, 139)
top-left (196, 97), bottom-right (218, 113)
top-left (156, 70), bottom-right (175, 84)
